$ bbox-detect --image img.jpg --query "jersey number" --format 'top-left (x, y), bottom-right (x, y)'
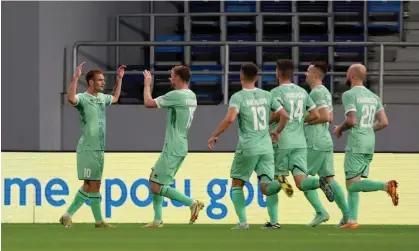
top-left (360, 105), bottom-right (376, 128)
top-left (84, 168), bottom-right (91, 178)
top-left (186, 107), bottom-right (196, 129)
top-left (289, 99), bottom-right (304, 122)
top-left (251, 106), bottom-right (267, 131)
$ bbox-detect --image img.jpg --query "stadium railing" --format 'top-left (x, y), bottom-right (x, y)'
top-left (73, 41), bottom-right (419, 105)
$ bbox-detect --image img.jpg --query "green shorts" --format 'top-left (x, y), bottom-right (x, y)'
top-left (274, 148), bottom-right (308, 177)
top-left (77, 150), bottom-right (105, 180)
top-left (307, 149), bottom-right (335, 177)
top-left (150, 152), bottom-right (185, 185)
top-left (230, 153), bottom-right (275, 182)
top-left (344, 151), bottom-right (373, 180)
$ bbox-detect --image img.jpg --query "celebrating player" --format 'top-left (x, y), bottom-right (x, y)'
top-left (265, 59), bottom-right (335, 229)
top-left (60, 62), bottom-right (126, 228)
top-left (142, 66), bottom-right (204, 228)
top-left (304, 62), bottom-right (349, 227)
top-left (333, 64), bottom-right (398, 229)
top-left (208, 63), bottom-right (289, 230)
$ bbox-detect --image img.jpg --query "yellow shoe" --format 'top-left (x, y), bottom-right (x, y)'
top-left (278, 175), bottom-right (294, 198)
top-left (59, 215), bottom-right (72, 228)
top-left (95, 222), bottom-right (115, 228)
top-left (143, 221), bottom-right (164, 228)
top-left (189, 200), bottom-right (205, 224)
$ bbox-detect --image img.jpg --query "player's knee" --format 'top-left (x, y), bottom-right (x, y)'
top-left (149, 181), bottom-right (161, 194)
top-left (231, 178), bottom-right (245, 188)
top-left (325, 176), bottom-right (335, 183)
top-left (89, 180), bottom-right (101, 192)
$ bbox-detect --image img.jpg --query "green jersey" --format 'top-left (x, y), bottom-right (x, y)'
top-left (270, 84), bottom-right (316, 149)
top-left (342, 86), bottom-right (384, 154)
top-left (155, 89), bottom-right (197, 156)
top-left (229, 88), bottom-right (283, 156)
top-left (74, 92), bottom-right (113, 151)
top-left (304, 85), bottom-right (333, 151)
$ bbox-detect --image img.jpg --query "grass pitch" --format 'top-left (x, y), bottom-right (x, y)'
top-left (2, 224), bottom-right (419, 251)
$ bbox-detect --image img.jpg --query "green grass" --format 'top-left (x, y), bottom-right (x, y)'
top-left (2, 224), bottom-right (419, 251)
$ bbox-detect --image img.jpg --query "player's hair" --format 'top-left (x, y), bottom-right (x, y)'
top-left (85, 69), bottom-right (104, 85)
top-left (240, 63), bottom-right (259, 81)
top-left (276, 59), bottom-right (294, 79)
top-left (173, 65), bottom-right (191, 82)
top-left (311, 61), bottom-right (328, 75)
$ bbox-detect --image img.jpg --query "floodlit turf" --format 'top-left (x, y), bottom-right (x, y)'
top-left (2, 224), bottom-right (419, 251)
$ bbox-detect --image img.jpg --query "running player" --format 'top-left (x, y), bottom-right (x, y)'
top-left (60, 62), bottom-right (126, 228)
top-left (142, 66), bottom-right (204, 228)
top-left (333, 63), bottom-right (398, 229)
top-left (264, 59), bottom-right (335, 229)
top-left (304, 61), bottom-right (349, 227)
top-left (207, 63), bottom-right (289, 230)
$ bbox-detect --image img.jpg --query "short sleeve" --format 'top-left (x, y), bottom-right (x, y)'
top-left (74, 93), bottom-right (85, 107)
top-left (311, 91), bottom-right (328, 109)
top-left (342, 92), bottom-right (356, 115)
top-left (376, 96), bottom-right (384, 113)
top-left (270, 94), bottom-right (283, 113)
top-left (104, 94), bottom-right (113, 106)
top-left (229, 93), bottom-right (241, 113)
top-left (306, 96), bottom-right (316, 111)
top-left (154, 91), bottom-right (182, 108)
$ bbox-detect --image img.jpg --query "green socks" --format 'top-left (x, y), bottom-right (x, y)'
top-left (266, 194), bottom-right (279, 224)
top-left (66, 189), bottom-right (88, 216)
top-left (89, 192), bottom-right (103, 223)
top-left (347, 192), bottom-right (359, 222)
top-left (304, 190), bottom-right (326, 213)
top-left (266, 180), bottom-right (281, 196)
top-left (347, 180), bottom-right (386, 192)
top-left (329, 180), bottom-right (349, 214)
top-left (152, 194), bottom-right (163, 222)
top-left (160, 186), bottom-right (194, 207)
top-left (231, 187), bottom-right (247, 223)
top-left (301, 176), bottom-right (320, 191)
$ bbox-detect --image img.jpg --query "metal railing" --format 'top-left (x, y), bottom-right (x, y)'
top-left (73, 41), bottom-right (419, 104)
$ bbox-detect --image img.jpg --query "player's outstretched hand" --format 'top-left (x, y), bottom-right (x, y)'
top-left (333, 125), bottom-right (342, 138)
top-left (208, 136), bottom-right (218, 150)
top-left (270, 131), bottom-right (280, 143)
top-left (117, 65), bottom-right (127, 79)
top-left (143, 70), bottom-right (152, 87)
top-left (74, 62), bottom-right (86, 79)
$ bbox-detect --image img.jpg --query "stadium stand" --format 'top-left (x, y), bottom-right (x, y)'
top-left (118, 1), bottom-right (407, 105)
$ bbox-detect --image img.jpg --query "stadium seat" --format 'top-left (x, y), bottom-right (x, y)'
top-left (155, 35), bottom-right (184, 53)
top-left (367, 1), bottom-right (401, 33)
top-left (191, 34), bottom-right (220, 54)
top-left (190, 64), bottom-right (223, 105)
top-left (299, 35), bottom-right (328, 64)
top-left (297, 1), bottom-right (328, 13)
top-left (189, 1), bottom-right (220, 13)
top-left (190, 65), bottom-right (222, 83)
top-left (225, 1), bottom-right (256, 12)
top-left (262, 1), bottom-right (291, 13)
top-left (334, 1), bottom-right (363, 13)
top-left (334, 35), bottom-right (365, 53)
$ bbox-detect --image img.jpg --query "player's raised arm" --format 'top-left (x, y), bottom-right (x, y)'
top-left (111, 65), bottom-right (126, 104)
top-left (67, 62), bottom-right (85, 105)
top-left (143, 70), bottom-right (158, 108)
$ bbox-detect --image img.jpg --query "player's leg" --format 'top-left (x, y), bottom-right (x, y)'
top-left (293, 149), bottom-right (330, 226)
top-left (149, 152), bottom-right (204, 225)
top-left (316, 150), bottom-right (349, 226)
top-left (230, 153), bottom-right (254, 230)
top-left (274, 148), bottom-right (294, 197)
top-left (257, 154), bottom-right (282, 229)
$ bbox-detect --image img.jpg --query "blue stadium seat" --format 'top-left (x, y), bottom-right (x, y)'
top-left (334, 1), bottom-right (363, 13)
top-left (335, 35), bottom-right (365, 53)
top-left (189, 1), bottom-right (220, 12)
top-left (191, 34), bottom-right (220, 53)
top-left (227, 35), bottom-right (256, 53)
top-left (368, 1), bottom-right (401, 13)
top-left (262, 1), bottom-right (292, 12)
top-left (367, 1), bottom-right (401, 32)
top-left (225, 1), bottom-right (256, 12)
top-left (297, 1), bottom-right (328, 13)
top-left (190, 65), bottom-right (222, 83)
top-left (155, 35), bottom-right (184, 53)
top-left (262, 64), bottom-right (276, 83)
top-left (299, 35), bottom-right (328, 53)
top-left (263, 34), bottom-right (292, 53)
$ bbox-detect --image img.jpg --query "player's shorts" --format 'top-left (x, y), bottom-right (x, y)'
top-left (307, 148), bottom-right (334, 177)
top-left (274, 148), bottom-right (308, 177)
top-left (344, 151), bottom-right (373, 180)
top-left (230, 153), bottom-right (274, 182)
top-left (150, 152), bottom-right (185, 186)
top-left (77, 150), bottom-right (105, 180)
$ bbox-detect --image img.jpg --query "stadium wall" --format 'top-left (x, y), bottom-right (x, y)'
top-left (2, 152), bottom-right (418, 224)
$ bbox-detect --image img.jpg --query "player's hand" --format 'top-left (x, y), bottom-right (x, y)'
top-left (208, 136), bottom-right (218, 150)
top-left (117, 65), bottom-right (127, 79)
top-left (333, 125), bottom-right (342, 138)
top-left (74, 62), bottom-right (86, 79)
top-left (143, 70), bottom-right (152, 87)
top-left (270, 131), bottom-right (280, 143)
